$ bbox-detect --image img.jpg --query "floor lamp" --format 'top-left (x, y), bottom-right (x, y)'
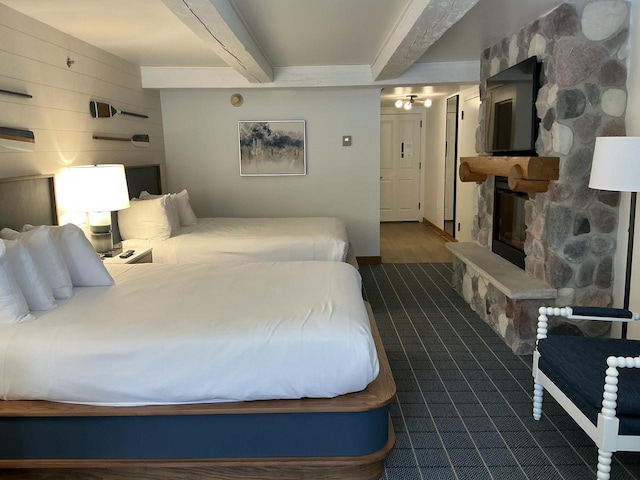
top-left (589, 137), bottom-right (640, 338)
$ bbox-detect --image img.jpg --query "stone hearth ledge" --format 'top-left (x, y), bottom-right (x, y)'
top-left (446, 243), bottom-right (556, 300)
top-left (446, 242), bottom-right (557, 354)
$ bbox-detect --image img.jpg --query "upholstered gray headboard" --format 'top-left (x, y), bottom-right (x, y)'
top-left (0, 175), bottom-right (57, 230)
top-left (124, 164), bottom-right (162, 198)
top-left (112, 164), bottom-right (162, 245)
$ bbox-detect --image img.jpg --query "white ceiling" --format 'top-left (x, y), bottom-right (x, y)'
top-left (1, 0), bottom-right (568, 103)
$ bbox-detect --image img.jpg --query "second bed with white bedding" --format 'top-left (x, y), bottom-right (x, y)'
top-left (0, 261), bottom-right (377, 406)
top-left (150, 217), bottom-right (349, 264)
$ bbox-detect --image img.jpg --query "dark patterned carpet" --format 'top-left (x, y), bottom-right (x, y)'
top-left (360, 263), bottom-right (640, 480)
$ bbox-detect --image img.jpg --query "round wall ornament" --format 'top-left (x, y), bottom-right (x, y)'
top-left (230, 93), bottom-right (244, 107)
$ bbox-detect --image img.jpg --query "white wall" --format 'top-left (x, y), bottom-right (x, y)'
top-left (423, 98), bottom-right (447, 227)
top-left (160, 88), bottom-right (380, 256)
top-left (456, 86), bottom-right (481, 242)
top-left (622, 0), bottom-right (640, 338)
top-left (0, 4), bottom-right (164, 184)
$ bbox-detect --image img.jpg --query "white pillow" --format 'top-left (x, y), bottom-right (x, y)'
top-left (4, 239), bottom-right (56, 311)
top-left (24, 224), bottom-right (114, 287)
top-left (139, 191), bottom-right (180, 233)
top-left (118, 196), bottom-right (172, 241)
top-left (174, 189), bottom-right (197, 226)
top-left (0, 240), bottom-right (34, 324)
top-left (0, 227), bottom-right (73, 299)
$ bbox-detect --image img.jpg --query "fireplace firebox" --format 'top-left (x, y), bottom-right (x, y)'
top-left (492, 177), bottom-right (527, 269)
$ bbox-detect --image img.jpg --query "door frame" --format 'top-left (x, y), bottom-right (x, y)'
top-left (444, 95), bottom-right (459, 238)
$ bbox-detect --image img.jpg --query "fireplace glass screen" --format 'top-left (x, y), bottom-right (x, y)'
top-left (493, 178), bottom-right (527, 268)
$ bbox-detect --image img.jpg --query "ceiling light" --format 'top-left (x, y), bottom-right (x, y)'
top-left (424, 99), bottom-right (433, 108)
top-left (396, 94), bottom-right (418, 110)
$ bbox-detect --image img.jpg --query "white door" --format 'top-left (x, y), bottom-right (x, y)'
top-left (380, 114), bottom-right (422, 222)
top-left (456, 88), bottom-right (481, 242)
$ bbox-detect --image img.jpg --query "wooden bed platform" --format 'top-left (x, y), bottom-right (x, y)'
top-left (0, 303), bottom-right (396, 480)
top-left (0, 172), bottom-right (393, 478)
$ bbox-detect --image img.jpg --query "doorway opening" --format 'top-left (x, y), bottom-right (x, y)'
top-left (444, 95), bottom-right (459, 238)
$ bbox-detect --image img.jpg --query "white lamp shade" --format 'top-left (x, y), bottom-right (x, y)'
top-left (60, 164), bottom-right (130, 212)
top-left (589, 137), bottom-right (640, 192)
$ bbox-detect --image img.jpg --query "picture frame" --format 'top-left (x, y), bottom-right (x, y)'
top-left (238, 120), bottom-right (306, 176)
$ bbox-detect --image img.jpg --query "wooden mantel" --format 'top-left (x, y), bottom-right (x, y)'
top-left (459, 156), bottom-right (559, 195)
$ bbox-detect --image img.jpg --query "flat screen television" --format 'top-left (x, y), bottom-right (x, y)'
top-left (485, 56), bottom-right (540, 156)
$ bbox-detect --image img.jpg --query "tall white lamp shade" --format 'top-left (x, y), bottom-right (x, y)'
top-left (589, 137), bottom-right (640, 192)
top-left (589, 137), bottom-right (640, 337)
top-left (60, 164), bottom-right (130, 253)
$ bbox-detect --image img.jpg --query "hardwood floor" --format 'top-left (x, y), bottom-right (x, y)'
top-left (380, 221), bottom-right (454, 263)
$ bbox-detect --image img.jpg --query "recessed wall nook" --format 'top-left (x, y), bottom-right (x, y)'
top-left (448, 0), bottom-right (631, 354)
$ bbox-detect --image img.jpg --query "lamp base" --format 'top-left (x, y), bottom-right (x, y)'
top-left (90, 225), bottom-right (113, 254)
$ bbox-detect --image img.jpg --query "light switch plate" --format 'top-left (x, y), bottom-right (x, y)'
top-left (342, 136), bottom-right (352, 146)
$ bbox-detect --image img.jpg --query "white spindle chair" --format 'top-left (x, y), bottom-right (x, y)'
top-left (533, 306), bottom-right (640, 480)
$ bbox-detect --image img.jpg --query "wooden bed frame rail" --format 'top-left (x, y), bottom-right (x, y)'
top-left (0, 303), bottom-right (396, 480)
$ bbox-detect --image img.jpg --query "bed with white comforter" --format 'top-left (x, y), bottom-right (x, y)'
top-left (0, 261), bottom-right (377, 406)
top-left (149, 217), bottom-right (349, 264)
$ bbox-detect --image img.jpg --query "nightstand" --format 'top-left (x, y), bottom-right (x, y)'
top-left (101, 241), bottom-right (152, 265)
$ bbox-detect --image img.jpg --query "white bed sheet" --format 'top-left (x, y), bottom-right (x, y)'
top-left (150, 217), bottom-right (349, 264)
top-left (0, 262), bottom-right (377, 406)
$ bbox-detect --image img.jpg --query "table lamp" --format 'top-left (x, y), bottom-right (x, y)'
top-left (62, 164), bottom-right (130, 253)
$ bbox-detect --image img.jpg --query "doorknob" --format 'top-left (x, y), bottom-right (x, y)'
top-left (401, 142), bottom-right (404, 158)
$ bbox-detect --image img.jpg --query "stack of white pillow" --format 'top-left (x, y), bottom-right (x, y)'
top-left (118, 189), bottom-right (197, 241)
top-left (0, 223), bottom-right (114, 325)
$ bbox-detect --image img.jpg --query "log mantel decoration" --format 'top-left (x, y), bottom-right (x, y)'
top-left (459, 156), bottom-right (559, 195)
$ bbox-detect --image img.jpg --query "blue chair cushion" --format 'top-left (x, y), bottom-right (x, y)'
top-left (538, 336), bottom-right (640, 435)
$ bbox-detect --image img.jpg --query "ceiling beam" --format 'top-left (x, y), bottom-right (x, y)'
top-left (141, 61), bottom-right (480, 89)
top-left (371, 0), bottom-right (479, 81)
top-left (162, 0), bottom-right (273, 83)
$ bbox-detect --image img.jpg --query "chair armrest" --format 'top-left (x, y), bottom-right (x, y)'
top-left (568, 306), bottom-right (639, 321)
top-left (536, 306), bottom-right (640, 342)
top-left (601, 355), bottom-right (640, 419)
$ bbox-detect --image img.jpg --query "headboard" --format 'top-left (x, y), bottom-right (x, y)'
top-left (124, 164), bottom-right (162, 198)
top-left (112, 164), bottom-right (163, 245)
top-left (0, 175), bottom-right (57, 230)
top-left (0, 167), bottom-right (162, 246)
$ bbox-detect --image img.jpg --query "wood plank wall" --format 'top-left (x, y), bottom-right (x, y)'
top-left (0, 4), bottom-right (165, 180)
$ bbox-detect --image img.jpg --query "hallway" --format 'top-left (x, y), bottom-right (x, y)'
top-left (380, 222), bottom-right (454, 263)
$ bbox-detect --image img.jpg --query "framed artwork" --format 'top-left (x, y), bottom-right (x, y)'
top-left (238, 120), bottom-right (306, 176)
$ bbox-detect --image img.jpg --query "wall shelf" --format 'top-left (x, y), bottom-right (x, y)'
top-left (459, 156), bottom-right (559, 195)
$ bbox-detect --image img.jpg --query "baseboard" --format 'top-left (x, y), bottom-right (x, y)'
top-left (422, 218), bottom-right (457, 243)
top-left (357, 256), bottom-right (382, 265)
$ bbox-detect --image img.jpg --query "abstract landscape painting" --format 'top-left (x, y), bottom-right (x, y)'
top-left (238, 120), bottom-right (306, 176)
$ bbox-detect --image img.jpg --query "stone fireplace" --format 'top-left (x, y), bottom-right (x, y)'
top-left (448, 0), bottom-right (631, 354)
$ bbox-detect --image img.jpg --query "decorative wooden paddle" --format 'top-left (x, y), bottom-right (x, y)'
top-left (0, 88), bottom-right (32, 98)
top-left (0, 127), bottom-right (35, 151)
top-left (90, 101), bottom-right (148, 119)
top-left (92, 134), bottom-right (149, 148)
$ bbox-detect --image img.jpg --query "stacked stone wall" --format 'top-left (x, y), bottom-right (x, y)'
top-left (474, 0), bottom-right (630, 310)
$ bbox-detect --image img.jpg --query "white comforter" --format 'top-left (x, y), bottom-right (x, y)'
top-left (0, 262), bottom-right (378, 406)
top-left (151, 217), bottom-right (349, 264)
